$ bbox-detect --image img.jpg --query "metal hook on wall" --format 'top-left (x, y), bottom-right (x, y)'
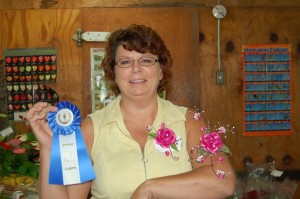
top-left (73, 28), bottom-right (110, 47)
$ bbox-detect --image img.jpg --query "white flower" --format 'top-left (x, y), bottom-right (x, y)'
top-left (16, 134), bottom-right (28, 141)
top-left (217, 126), bottom-right (226, 134)
top-left (193, 112), bottom-right (201, 120)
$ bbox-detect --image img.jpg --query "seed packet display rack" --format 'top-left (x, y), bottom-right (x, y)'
top-left (242, 44), bottom-right (293, 136)
top-left (4, 48), bottom-right (59, 121)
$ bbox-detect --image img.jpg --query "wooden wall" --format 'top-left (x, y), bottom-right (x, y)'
top-left (1, 1), bottom-right (300, 196)
top-left (198, 6), bottom-right (300, 171)
top-left (0, 8), bottom-right (83, 117)
top-left (1, 0), bottom-right (300, 8)
top-left (197, 6), bottom-right (300, 197)
top-left (0, 6), bottom-right (84, 130)
top-left (80, 7), bottom-right (200, 117)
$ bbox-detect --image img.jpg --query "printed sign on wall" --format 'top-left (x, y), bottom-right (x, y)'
top-left (90, 48), bottom-right (115, 112)
top-left (242, 44), bottom-right (293, 136)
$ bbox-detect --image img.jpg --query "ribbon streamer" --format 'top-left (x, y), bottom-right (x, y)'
top-left (47, 101), bottom-right (96, 185)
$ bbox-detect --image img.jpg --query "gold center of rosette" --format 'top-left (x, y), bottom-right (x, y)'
top-left (55, 108), bottom-right (74, 127)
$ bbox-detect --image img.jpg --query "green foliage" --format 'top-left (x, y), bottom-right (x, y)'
top-left (198, 147), bottom-right (208, 157)
top-left (221, 145), bottom-right (231, 154)
top-left (170, 144), bottom-right (179, 152)
top-left (26, 132), bottom-right (37, 142)
top-left (0, 133), bottom-right (39, 179)
top-left (147, 132), bottom-right (157, 138)
top-left (0, 113), bottom-right (8, 118)
top-left (0, 135), bottom-right (4, 142)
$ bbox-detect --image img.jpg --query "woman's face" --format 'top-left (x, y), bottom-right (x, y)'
top-left (114, 45), bottom-right (163, 99)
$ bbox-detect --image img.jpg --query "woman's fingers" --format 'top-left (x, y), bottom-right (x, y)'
top-left (25, 102), bottom-right (57, 148)
top-left (26, 102), bottom-right (48, 120)
top-left (26, 102), bottom-right (57, 122)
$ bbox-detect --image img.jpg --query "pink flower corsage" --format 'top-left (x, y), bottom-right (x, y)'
top-left (147, 122), bottom-right (182, 161)
top-left (190, 111), bottom-right (234, 181)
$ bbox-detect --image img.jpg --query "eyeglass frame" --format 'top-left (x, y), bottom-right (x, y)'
top-left (115, 56), bottom-right (160, 68)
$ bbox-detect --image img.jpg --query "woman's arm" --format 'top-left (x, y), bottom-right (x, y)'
top-left (131, 108), bottom-right (236, 199)
top-left (26, 102), bottom-right (93, 199)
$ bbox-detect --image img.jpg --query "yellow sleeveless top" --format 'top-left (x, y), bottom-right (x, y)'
top-left (89, 95), bottom-right (192, 199)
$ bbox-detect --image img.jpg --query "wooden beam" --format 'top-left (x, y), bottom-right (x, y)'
top-left (1, 0), bottom-right (300, 10)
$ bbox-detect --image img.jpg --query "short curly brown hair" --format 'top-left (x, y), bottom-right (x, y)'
top-left (102, 24), bottom-right (173, 95)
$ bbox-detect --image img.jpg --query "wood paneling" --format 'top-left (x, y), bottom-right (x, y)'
top-left (1, 4), bottom-right (300, 197)
top-left (1, 5), bottom-right (300, 172)
top-left (1, 0), bottom-right (300, 9)
top-left (81, 7), bottom-right (199, 117)
top-left (198, 6), bottom-right (300, 172)
top-left (0, 9), bottom-right (83, 126)
top-left (0, 7), bottom-right (200, 126)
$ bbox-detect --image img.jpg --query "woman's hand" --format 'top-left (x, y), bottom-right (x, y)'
top-left (26, 102), bottom-right (58, 150)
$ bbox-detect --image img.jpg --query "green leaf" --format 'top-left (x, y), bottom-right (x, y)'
top-left (170, 144), bottom-right (179, 152)
top-left (0, 113), bottom-right (8, 118)
top-left (147, 132), bottom-right (157, 138)
top-left (198, 148), bottom-right (208, 156)
top-left (221, 145), bottom-right (231, 154)
top-left (18, 161), bottom-right (39, 178)
top-left (26, 132), bottom-right (37, 141)
top-left (0, 169), bottom-right (11, 177)
top-left (0, 135), bottom-right (5, 142)
top-left (23, 142), bottom-right (33, 151)
top-left (3, 163), bottom-right (12, 171)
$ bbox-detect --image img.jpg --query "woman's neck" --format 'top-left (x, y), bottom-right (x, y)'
top-left (120, 94), bottom-right (158, 123)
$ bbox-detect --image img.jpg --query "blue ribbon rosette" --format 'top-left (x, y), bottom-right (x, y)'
top-left (47, 101), bottom-right (96, 185)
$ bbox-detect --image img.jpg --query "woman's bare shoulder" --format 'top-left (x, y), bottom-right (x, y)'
top-left (80, 117), bottom-right (94, 153)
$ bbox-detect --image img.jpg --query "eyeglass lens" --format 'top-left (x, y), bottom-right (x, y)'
top-left (116, 57), bottom-right (158, 68)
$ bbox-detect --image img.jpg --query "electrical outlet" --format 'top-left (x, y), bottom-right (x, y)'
top-left (216, 71), bottom-right (224, 84)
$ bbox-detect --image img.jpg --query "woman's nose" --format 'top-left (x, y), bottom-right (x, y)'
top-left (131, 60), bottom-right (141, 73)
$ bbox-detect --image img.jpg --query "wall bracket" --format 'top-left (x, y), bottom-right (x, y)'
top-left (73, 28), bottom-right (110, 47)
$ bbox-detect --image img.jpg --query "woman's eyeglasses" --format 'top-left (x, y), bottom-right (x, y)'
top-left (115, 57), bottom-right (159, 68)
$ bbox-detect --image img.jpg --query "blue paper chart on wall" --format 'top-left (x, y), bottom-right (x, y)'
top-left (242, 44), bottom-right (293, 136)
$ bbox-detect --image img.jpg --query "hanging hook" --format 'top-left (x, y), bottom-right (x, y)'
top-left (73, 28), bottom-right (83, 47)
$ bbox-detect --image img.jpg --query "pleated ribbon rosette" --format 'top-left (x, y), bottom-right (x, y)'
top-left (47, 101), bottom-right (95, 185)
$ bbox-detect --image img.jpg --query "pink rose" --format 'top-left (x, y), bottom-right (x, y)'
top-left (155, 127), bottom-right (177, 148)
top-left (200, 132), bottom-right (223, 154)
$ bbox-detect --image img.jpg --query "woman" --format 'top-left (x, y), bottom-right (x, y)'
top-left (26, 24), bottom-right (236, 199)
